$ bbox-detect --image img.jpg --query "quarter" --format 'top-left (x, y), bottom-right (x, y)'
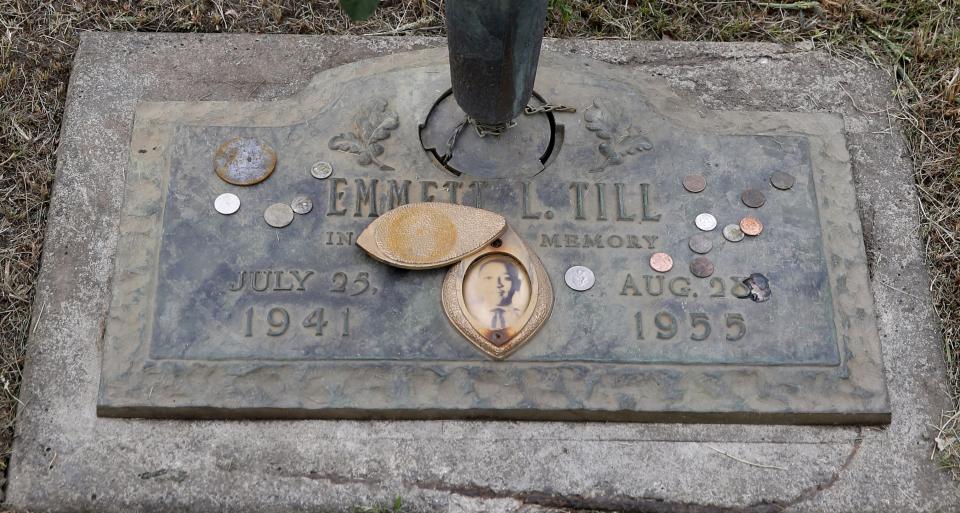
top-left (739, 216), bottom-right (763, 236)
top-left (682, 174), bottom-right (706, 193)
top-left (688, 234), bottom-right (713, 254)
top-left (264, 203), bottom-right (294, 228)
top-left (689, 256), bottom-right (715, 278)
top-left (214, 193), bottom-right (240, 215)
top-left (311, 161), bottom-right (333, 179)
top-left (564, 265), bottom-right (596, 291)
top-left (741, 189), bottom-right (766, 208)
top-left (770, 171), bottom-right (796, 190)
top-left (722, 223), bottom-right (745, 242)
top-left (694, 213), bottom-right (717, 231)
top-left (649, 252), bottom-right (674, 273)
top-left (291, 195), bottom-right (313, 215)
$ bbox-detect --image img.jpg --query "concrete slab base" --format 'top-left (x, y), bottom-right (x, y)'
top-left (6, 33), bottom-right (958, 512)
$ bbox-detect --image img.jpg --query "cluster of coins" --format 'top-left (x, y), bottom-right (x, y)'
top-left (212, 136), bottom-right (336, 229)
top-left (645, 170), bottom-right (795, 277)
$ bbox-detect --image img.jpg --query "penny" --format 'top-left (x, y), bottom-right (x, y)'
top-left (264, 203), bottom-right (294, 228)
top-left (214, 137), bottom-right (277, 186)
top-left (689, 256), bottom-right (715, 278)
top-left (291, 195), bottom-right (313, 215)
top-left (564, 265), bottom-right (596, 292)
top-left (740, 216), bottom-right (764, 236)
top-left (649, 252), bottom-right (674, 273)
top-left (694, 213), bottom-right (717, 231)
top-left (213, 193), bottom-right (240, 215)
top-left (770, 171), bottom-right (796, 190)
top-left (722, 223), bottom-right (745, 242)
top-left (688, 234), bottom-right (713, 254)
top-left (682, 174), bottom-right (706, 193)
top-left (741, 189), bottom-right (766, 208)
top-left (311, 161), bottom-right (333, 179)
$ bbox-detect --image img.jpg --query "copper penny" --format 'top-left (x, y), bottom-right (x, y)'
top-left (689, 256), bottom-right (715, 278)
top-left (682, 174), bottom-right (706, 193)
top-left (770, 171), bottom-right (796, 190)
top-left (649, 252), bottom-right (674, 273)
top-left (740, 216), bottom-right (763, 236)
top-left (741, 189), bottom-right (766, 208)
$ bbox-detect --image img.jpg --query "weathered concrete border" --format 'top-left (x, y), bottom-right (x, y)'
top-left (6, 33), bottom-right (958, 512)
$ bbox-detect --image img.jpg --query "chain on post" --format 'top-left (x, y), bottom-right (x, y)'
top-left (442, 102), bottom-right (577, 163)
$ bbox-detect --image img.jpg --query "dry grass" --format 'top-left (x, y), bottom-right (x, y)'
top-left (0, 0), bottom-right (957, 488)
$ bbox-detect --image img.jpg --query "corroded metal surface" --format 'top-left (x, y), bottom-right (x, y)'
top-left (214, 137), bottom-right (276, 185)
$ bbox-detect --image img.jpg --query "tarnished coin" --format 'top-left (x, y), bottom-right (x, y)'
top-left (689, 256), bottom-right (715, 278)
top-left (682, 174), bottom-right (706, 193)
top-left (741, 189), bottom-right (766, 208)
top-left (264, 203), bottom-right (294, 228)
top-left (311, 161), bottom-right (333, 179)
top-left (722, 223), bottom-right (745, 242)
top-left (291, 195), bottom-right (313, 215)
top-left (214, 137), bottom-right (277, 186)
top-left (740, 216), bottom-right (764, 236)
top-left (694, 213), bottom-right (717, 231)
top-left (649, 252), bottom-right (674, 273)
top-left (564, 265), bottom-right (596, 291)
top-left (688, 234), bottom-right (713, 254)
top-left (770, 171), bottom-right (796, 190)
top-left (214, 193), bottom-right (240, 215)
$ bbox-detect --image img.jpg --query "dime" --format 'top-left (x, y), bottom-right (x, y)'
top-left (689, 256), bottom-right (715, 278)
top-left (770, 171), bottom-right (796, 190)
top-left (694, 213), bottom-right (717, 231)
top-left (722, 223), bottom-right (745, 242)
top-left (214, 137), bottom-right (277, 186)
top-left (649, 252), bottom-right (674, 273)
top-left (311, 161), bottom-right (333, 179)
top-left (682, 174), bottom-right (706, 193)
top-left (264, 203), bottom-right (294, 228)
top-left (741, 189), bottom-right (766, 208)
top-left (291, 195), bottom-right (313, 215)
top-left (564, 265), bottom-right (596, 291)
top-left (739, 216), bottom-right (763, 236)
top-left (214, 193), bottom-right (240, 215)
top-left (688, 233), bottom-right (713, 254)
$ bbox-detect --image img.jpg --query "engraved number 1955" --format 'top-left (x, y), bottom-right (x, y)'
top-left (634, 311), bottom-right (746, 341)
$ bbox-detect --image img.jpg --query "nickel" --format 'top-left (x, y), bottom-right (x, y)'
top-left (695, 213), bottom-right (717, 231)
top-left (770, 171), bottom-right (796, 190)
top-left (688, 234), bottom-right (713, 254)
top-left (291, 195), bottom-right (313, 215)
top-left (741, 189), bottom-right (766, 208)
top-left (689, 256), bottom-right (715, 278)
top-left (311, 161), bottom-right (333, 179)
top-left (214, 193), bottom-right (240, 215)
top-left (264, 203), bottom-right (294, 228)
top-left (649, 252), bottom-right (674, 273)
top-left (740, 216), bottom-right (763, 236)
top-left (682, 174), bottom-right (706, 193)
top-left (564, 265), bottom-right (596, 291)
top-left (722, 224), bottom-right (745, 242)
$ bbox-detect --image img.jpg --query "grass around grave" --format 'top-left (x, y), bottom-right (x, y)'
top-left (0, 0), bottom-right (957, 491)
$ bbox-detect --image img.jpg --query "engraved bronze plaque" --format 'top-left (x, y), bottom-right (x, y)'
top-left (98, 48), bottom-right (889, 423)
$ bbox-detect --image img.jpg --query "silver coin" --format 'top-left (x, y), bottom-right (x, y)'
top-left (723, 223), bottom-right (745, 242)
top-left (214, 193), bottom-right (240, 215)
top-left (694, 213), bottom-right (717, 231)
top-left (291, 195), bottom-right (313, 215)
top-left (688, 234), bottom-right (713, 254)
top-left (311, 161), bottom-right (333, 179)
top-left (264, 203), bottom-right (294, 228)
top-left (564, 265), bottom-right (596, 291)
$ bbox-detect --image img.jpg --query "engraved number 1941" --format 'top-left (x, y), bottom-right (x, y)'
top-left (243, 306), bottom-right (351, 337)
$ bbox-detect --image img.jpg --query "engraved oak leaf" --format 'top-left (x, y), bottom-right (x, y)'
top-left (584, 97), bottom-right (653, 173)
top-left (329, 97), bottom-right (399, 171)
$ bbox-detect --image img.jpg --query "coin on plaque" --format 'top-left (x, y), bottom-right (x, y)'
top-left (740, 216), bottom-right (764, 236)
top-left (442, 225), bottom-right (553, 360)
top-left (311, 161), bottom-right (333, 179)
top-left (741, 189), bottom-right (766, 208)
top-left (564, 265), bottom-right (595, 291)
top-left (291, 195), bottom-right (313, 215)
top-left (688, 234), bottom-right (713, 254)
top-left (682, 174), bottom-right (706, 193)
top-left (722, 223), bottom-right (745, 242)
top-left (770, 171), bottom-right (796, 190)
top-left (214, 137), bottom-right (277, 186)
top-left (357, 202), bottom-right (507, 270)
top-left (264, 203), bottom-right (294, 228)
top-left (650, 252), bottom-right (674, 273)
top-left (690, 256), bottom-right (715, 278)
top-left (695, 213), bottom-right (717, 231)
top-left (214, 193), bottom-right (240, 215)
